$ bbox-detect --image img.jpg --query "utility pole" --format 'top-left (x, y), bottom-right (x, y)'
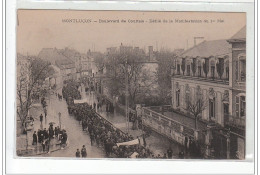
top-left (125, 59), bottom-right (129, 133)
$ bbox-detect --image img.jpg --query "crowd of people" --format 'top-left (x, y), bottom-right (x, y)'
top-left (61, 80), bottom-right (200, 159)
top-left (62, 82), bottom-right (157, 158)
top-left (31, 112), bottom-right (68, 153)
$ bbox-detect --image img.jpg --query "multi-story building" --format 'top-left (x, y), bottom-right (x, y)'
top-left (171, 26), bottom-right (246, 159)
top-left (226, 26), bottom-right (246, 159)
top-left (55, 58), bottom-right (76, 83)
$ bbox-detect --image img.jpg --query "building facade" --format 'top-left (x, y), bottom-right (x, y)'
top-left (171, 26), bottom-right (246, 159)
top-left (55, 58), bottom-right (76, 83)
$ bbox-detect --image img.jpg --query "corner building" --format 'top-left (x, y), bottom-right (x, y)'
top-left (171, 26), bottom-right (246, 159)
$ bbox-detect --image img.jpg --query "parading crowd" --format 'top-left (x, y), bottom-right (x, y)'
top-left (62, 81), bottom-right (192, 159)
top-left (62, 82), bottom-right (159, 158)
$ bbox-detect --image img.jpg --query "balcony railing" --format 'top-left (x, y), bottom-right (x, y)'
top-left (224, 114), bottom-right (245, 128)
top-left (173, 75), bottom-right (229, 85)
top-left (142, 107), bottom-right (195, 145)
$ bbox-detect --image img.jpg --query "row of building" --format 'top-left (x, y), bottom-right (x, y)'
top-left (37, 47), bottom-right (100, 84)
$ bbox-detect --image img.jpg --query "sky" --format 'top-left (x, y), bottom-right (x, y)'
top-left (17, 10), bottom-right (246, 55)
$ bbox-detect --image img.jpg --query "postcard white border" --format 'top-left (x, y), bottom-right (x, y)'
top-left (5, 0), bottom-right (255, 174)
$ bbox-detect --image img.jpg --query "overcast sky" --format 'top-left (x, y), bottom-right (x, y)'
top-left (17, 10), bottom-right (246, 55)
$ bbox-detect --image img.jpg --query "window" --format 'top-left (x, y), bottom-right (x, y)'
top-left (240, 96), bottom-right (246, 117)
top-left (224, 103), bottom-right (229, 115)
top-left (211, 66), bottom-right (215, 79)
top-left (185, 92), bottom-right (190, 108)
top-left (176, 90), bottom-right (180, 107)
top-left (236, 95), bottom-right (246, 118)
top-left (198, 66), bottom-right (202, 77)
top-left (240, 60), bottom-right (246, 82)
top-left (235, 61), bottom-right (239, 80)
top-left (236, 55), bottom-right (246, 82)
top-left (187, 65), bottom-right (191, 76)
top-left (210, 60), bottom-right (215, 79)
top-left (177, 64), bottom-right (180, 75)
top-left (226, 67), bottom-right (229, 80)
top-left (209, 98), bottom-right (215, 119)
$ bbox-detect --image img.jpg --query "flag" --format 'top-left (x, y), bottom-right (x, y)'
top-left (116, 139), bottom-right (139, 147)
top-left (74, 98), bottom-right (88, 104)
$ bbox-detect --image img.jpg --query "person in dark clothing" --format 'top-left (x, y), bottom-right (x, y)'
top-left (184, 136), bottom-right (188, 151)
top-left (49, 125), bottom-right (54, 139)
top-left (76, 149), bottom-right (81, 158)
top-left (163, 153), bottom-right (167, 159)
top-left (42, 139), bottom-right (46, 152)
top-left (90, 132), bottom-right (95, 146)
top-left (43, 128), bottom-right (48, 139)
top-left (167, 147), bottom-right (173, 159)
top-left (32, 131), bottom-right (37, 145)
top-left (62, 131), bottom-right (68, 145)
top-left (54, 127), bottom-right (58, 137)
top-left (81, 145), bottom-right (87, 158)
top-left (39, 114), bottom-right (43, 124)
top-left (45, 139), bottom-right (50, 153)
top-left (93, 102), bottom-right (96, 110)
top-left (37, 129), bottom-right (41, 143)
top-left (178, 150), bottom-right (185, 159)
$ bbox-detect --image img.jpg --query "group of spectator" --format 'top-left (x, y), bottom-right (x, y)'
top-left (32, 119), bottom-right (68, 153)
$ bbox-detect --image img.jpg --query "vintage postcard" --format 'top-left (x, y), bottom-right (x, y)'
top-left (16, 10), bottom-right (247, 159)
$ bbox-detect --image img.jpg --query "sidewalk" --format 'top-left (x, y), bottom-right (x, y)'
top-left (16, 94), bottom-right (64, 157)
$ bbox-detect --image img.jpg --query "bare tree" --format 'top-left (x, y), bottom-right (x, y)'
top-left (155, 50), bottom-right (176, 104)
top-left (17, 55), bottom-right (54, 133)
top-left (186, 96), bottom-right (207, 130)
top-left (104, 50), bottom-right (154, 107)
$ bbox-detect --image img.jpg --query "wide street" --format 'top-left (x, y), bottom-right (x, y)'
top-left (38, 88), bottom-right (106, 158)
top-left (34, 83), bottom-right (185, 158)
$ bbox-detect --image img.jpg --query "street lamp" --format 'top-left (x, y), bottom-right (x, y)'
top-left (58, 112), bottom-right (61, 129)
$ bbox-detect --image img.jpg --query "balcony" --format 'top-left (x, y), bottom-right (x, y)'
top-left (173, 74), bottom-right (229, 85)
top-left (224, 114), bottom-right (245, 129)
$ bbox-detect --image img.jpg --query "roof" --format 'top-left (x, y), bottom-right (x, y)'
top-left (60, 48), bottom-right (81, 60)
top-left (181, 39), bottom-right (231, 58)
top-left (228, 26), bottom-right (246, 42)
top-left (38, 48), bottom-right (69, 64)
top-left (55, 58), bottom-right (75, 69)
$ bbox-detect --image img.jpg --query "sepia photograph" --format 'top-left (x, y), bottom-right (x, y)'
top-left (16, 10), bottom-right (246, 159)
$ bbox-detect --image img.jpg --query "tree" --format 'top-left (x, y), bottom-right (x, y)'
top-left (104, 49), bottom-right (153, 107)
top-left (155, 50), bottom-right (176, 105)
top-left (186, 94), bottom-right (207, 130)
top-left (203, 58), bottom-right (209, 78)
top-left (17, 55), bottom-right (54, 133)
top-left (216, 58), bottom-right (224, 79)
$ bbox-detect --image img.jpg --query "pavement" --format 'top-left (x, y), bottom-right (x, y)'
top-left (39, 87), bottom-right (106, 158)
top-left (16, 96), bottom-right (64, 157)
